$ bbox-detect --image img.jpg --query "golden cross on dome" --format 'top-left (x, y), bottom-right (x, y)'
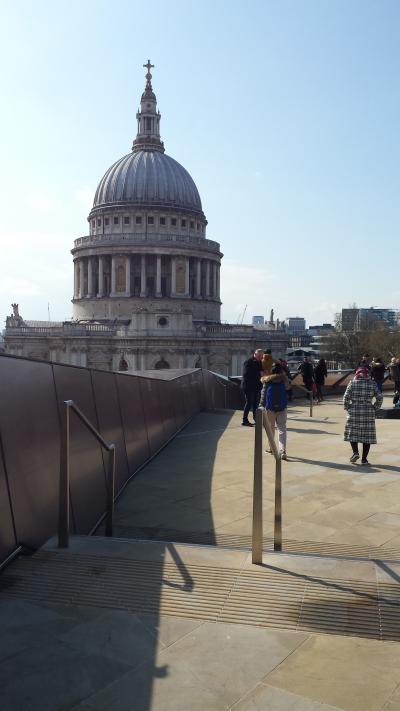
top-left (143, 59), bottom-right (154, 82)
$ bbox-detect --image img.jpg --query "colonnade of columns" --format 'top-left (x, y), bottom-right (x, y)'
top-left (73, 254), bottom-right (220, 300)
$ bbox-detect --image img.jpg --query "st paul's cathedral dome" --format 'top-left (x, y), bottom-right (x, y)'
top-left (90, 63), bottom-right (204, 219)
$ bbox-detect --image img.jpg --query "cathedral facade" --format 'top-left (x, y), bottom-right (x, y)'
top-left (5, 62), bottom-right (288, 374)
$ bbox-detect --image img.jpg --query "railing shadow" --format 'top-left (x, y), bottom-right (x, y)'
top-left (161, 542), bottom-right (194, 592)
top-left (260, 561), bottom-right (398, 607)
top-left (287, 427), bottom-right (340, 435)
top-left (289, 455), bottom-right (400, 475)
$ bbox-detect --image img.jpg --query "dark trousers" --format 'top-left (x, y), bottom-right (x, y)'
top-left (243, 388), bottom-right (261, 421)
top-left (374, 380), bottom-right (383, 393)
top-left (304, 381), bottom-right (313, 400)
top-left (316, 383), bottom-right (323, 401)
top-left (351, 442), bottom-right (371, 460)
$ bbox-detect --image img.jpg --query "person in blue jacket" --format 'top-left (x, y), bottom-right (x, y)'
top-left (260, 362), bottom-right (289, 460)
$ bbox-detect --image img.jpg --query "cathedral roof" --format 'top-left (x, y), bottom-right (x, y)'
top-left (91, 61), bottom-right (204, 217)
top-left (93, 150), bottom-right (203, 214)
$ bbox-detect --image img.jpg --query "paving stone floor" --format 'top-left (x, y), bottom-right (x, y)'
top-left (110, 395), bottom-right (400, 553)
top-left (1, 395), bottom-right (400, 711)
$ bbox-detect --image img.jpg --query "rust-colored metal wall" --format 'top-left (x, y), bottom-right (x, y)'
top-left (0, 355), bottom-right (240, 565)
top-left (0, 431), bottom-right (16, 562)
top-left (91, 369), bottom-right (129, 495)
top-left (0, 357), bottom-right (60, 554)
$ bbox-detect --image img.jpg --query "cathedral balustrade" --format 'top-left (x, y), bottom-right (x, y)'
top-left (5, 326), bottom-right (64, 336)
top-left (62, 323), bottom-right (117, 335)
top-left (74, 233), bottom-right (220, 253)
top-left (5, 324), bottom-right (118, 337)
top-left (204, 324), bottom-right (254, 334)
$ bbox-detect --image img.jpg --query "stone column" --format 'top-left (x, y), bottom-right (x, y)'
top-left (231, 353), bottom-right (238, 376)
top-left (110, 256), bottom-right (117, 296)
top-left (196, 259), bottom-right (201, 297)
top-left (206, 261), bottom-right (211, 298)
top-left (217, 264), bottom-right (220, 300)
top-left (213, 262), bottom-right (217, 298)
top-left (140, 254), bottom-right (146, 297)
top-left (87, 257), bottom-right (94, 297)
top-left (73, 261), bottom-right (78, 298)
top-left (125, 255), bottom-right (131, 296)
top-left (97, 256), bottom-right (104, 297)
top-left (79, 260), bottom-right (85, 298)
top-left (156, 255), bottom-right (162, 297)
top-left (185, 257), bottom-right (190, 296)
top-left (140, 353), bottom-right (146, 370)
top-left (171, 256), bottom-right (177, 296)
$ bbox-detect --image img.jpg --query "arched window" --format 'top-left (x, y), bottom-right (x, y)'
top-left (154, 359), bottom-right (170, 370)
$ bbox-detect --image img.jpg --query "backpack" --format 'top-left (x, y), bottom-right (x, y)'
top-left (266, 382), bottom-right (287, 412)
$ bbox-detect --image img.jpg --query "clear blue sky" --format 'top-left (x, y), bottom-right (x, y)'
top-left (1, 0), bottom-right (399, 327)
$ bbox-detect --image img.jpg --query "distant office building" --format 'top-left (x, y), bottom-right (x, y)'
top-left (289, 334), bottom-right (313, 349)
top-left (359, 308), bottom-right (397, 330)
top-left (341, 307), bottom-right (397, 332)
top-left (285, 317), bottom-right (308, 347)
top-left (308, 323), bottom-right (335, 337)
top-left (307, 324), bottom-right (335, 360)
top-left (341, 309), bottom-right (359, 332)
top-left (252, 316), bottom-right (264, 326)
top-left (287, 317), bottom-right (306, 335)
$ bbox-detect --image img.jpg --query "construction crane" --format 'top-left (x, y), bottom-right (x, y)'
top-left (237, 304), bottom-right (247, 325)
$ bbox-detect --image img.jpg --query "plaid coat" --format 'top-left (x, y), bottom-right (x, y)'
top-left (343, 378), bottom-right (383, 443)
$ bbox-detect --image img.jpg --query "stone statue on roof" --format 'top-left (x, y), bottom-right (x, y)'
top-left (269, 308), bottom-right (274, 324)
top-left (6, 303), bottom-right (25, 328)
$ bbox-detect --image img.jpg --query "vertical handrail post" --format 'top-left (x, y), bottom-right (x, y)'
top-left (274, 455), bottom-right (282, 551)
top-left (262, 410), bottom-right (282, 552)
top-left (58, 401), bottom-right (70, 548)
top-left (105, 445), bottom-right (116, 537)
top-left (252, 407), bottom-right (263, 564)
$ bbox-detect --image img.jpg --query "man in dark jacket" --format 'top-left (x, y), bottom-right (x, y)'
top-left (371, 357), bottom-right (386, 393)
top-left (387, 357), bottom-right (400, 394)
top-left (298, 354), bottom-right (315, 398)
top-left (241, 349), bottom-right (263, 426)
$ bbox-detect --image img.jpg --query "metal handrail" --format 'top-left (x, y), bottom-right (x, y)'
top-left (294, 383), bottom-right (314, 416)
top-left (252, 407), bottom-right (283, 565)
top-left (58, 400), bottom-right (116, 548)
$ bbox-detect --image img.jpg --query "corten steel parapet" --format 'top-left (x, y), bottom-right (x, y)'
top-left (376, 409), bottom-right (400, 419)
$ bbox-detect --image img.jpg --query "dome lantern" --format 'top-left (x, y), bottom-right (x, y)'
top-left (132, 60), bottom-right (164, 154)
